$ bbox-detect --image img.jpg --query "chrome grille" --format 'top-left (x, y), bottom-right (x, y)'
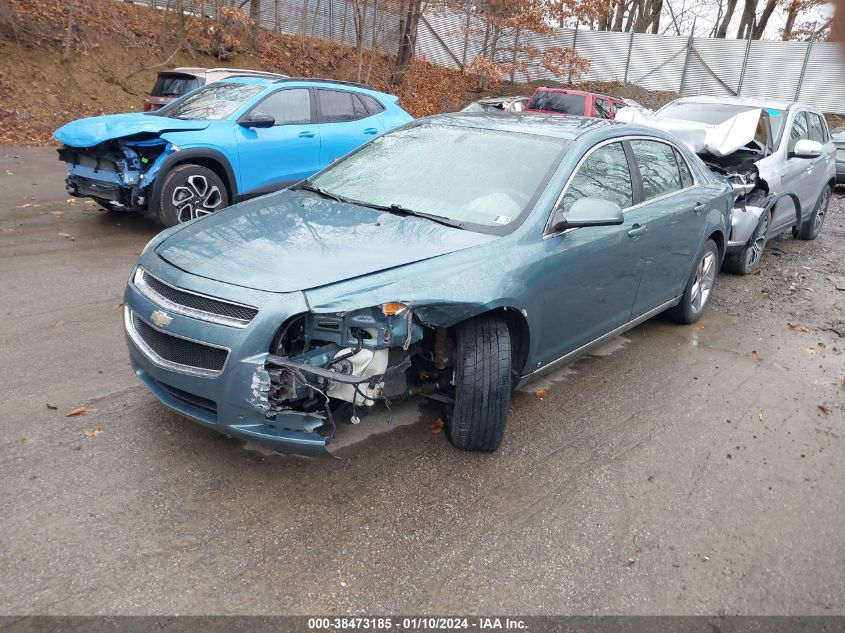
top-left (135, 268), bottom-right (258, 327)
top-left (128, 310), bottom-right (229, 376)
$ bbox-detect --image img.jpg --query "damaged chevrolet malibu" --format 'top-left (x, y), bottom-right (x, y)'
top-left (124, 113), bottom-right (732, 456)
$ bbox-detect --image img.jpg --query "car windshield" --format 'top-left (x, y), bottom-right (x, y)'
top-left (528, 92), bottom-right (586, 115)
top-left (308, 124), bottom-right (568, 230)
top-left (154, 83), bottom-right (264, 121)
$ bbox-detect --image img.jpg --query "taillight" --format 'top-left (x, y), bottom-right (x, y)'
top-left (143, 102), bottom-right (152, 112)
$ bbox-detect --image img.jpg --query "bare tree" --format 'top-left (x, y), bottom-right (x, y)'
top-left (715, 0), bottom-right (738, 37)
top-left (250, 0), bottom-right (261, 49)
top-left (750, 0), bottom-right (777, 38)
top-left (735, 0), bottom-right (757, 39)
top-left (0, 0), bottom-right (13, 31)
top-left (390, 0), bottom-right (425, 85)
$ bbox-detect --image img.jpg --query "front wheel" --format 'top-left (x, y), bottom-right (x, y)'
top-left (666, 239), bottom-right (719, 325)
top-left (158, 164), bottom-right (229, 227)
top-left (723, 211), bottom-right (768, 275)
top-left (795, 184), bottom-right (831, 240)
top-left (446, 316), bottom-right (511, 452)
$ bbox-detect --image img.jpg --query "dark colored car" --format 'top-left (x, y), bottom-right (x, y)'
top-left (143, 67), bottom-right (287, 112)
top-left (123, 113), bottom-right (732, 457)
top-left (525, 88), bottom-right (627, 120)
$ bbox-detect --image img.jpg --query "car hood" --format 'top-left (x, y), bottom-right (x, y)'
top-left (54, 113), bottom-right (210, 148)
top-left (616, 106), bottom-right (767, 157)
top-left (155, 190), bottom-right (499, 293)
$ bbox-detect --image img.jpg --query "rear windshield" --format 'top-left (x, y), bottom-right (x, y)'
top-left (154, 83), bottom-right (264, 121)
top-left (151, 73), bottom-right (201, 98)
top-left (528, 92), bottom-right (586, 115)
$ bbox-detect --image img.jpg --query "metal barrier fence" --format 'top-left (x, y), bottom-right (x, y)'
top-left (143, 0), bottom-right (845, 114)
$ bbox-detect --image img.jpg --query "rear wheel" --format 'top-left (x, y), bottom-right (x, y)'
top-left (723, 211), bottom-right (768, 275)
top-left (446, 316), bottom-right (511, 452)
top-left (666, 239), bottom-right (719, 325)
top-left (795, 184), bottom-right (831, 240)
top-left (158, 164), bottom-right (228, 227)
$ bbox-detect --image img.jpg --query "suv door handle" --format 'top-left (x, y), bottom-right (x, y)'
top-left (363, 127), bottom-right (378, 135)
top-left (628, 224), bottom-right (648, 239)
top-left (298, 131), bottom-right (315, 138)
top-left (694, 202), bottom-right (708, 214)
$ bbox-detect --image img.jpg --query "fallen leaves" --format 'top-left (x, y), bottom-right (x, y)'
top-left (113, 302), bottom-right (124, 309)
top-left (788, 323), bottom-right (812, 334)
top-left (45, 403), bottom-right (58, 410)
top-left (84, 426), bottom-right (103, 437)
top-left (534, 389), bottom-right (548, 399)
top-left (57, 232), bottom-right (75, 241)
top-left (818, 404), bottom-right (832, 415)
top-left (430, 418), bottom-right (444, 436)
top-left (800, 347), bottom-right (817, 355)
top-left (65, 405), bottom-right (95, 417)
top-left (747, 350), bottom-right (761, 362)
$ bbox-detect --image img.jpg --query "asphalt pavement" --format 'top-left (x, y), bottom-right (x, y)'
top-left (0, 147), bottom-right (843, 615)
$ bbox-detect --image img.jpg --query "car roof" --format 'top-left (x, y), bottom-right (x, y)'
top-left (217, 76), bottom-right (398, 101)
top-left (666, 95), bottom-right (799, 111)
top-left (532, 87), bottom-right (623, 101)
top-left (419, 112), bottom-right (621, 140)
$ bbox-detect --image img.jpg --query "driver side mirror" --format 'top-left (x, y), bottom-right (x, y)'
top-left (549, 197), bottom-right (625, 234)
top-left (239, 111), bottom-right (275, 128)
top-left (789, 138), bottom-right (823, 159)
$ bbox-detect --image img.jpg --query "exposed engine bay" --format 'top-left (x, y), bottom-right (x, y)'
top-left (262, 303), bottom-right (457, 443)
top-left (59, 138), bottom-right (173, 209)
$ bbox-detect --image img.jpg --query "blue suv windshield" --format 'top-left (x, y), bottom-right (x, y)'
top-left (154, 83), bottom-right (264, 121)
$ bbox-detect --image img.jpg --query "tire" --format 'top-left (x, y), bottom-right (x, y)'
top-left (666, 239), bottom-right (719, 325)
top-left (795, 184), bottom-right (831, 240)
top-left (158, 164), bottom-right (229, 228)
top-left (723, 211), bottom-right (769, 275)
top-left (446, 316), bottom-right (511, 452)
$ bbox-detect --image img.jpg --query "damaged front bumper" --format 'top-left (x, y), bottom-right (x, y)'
top-left (60, 140), bottom-right (174, 210)
top-left (123, 263), bottom-right (425, 457)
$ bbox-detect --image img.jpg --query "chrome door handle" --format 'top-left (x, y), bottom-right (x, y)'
top-left (298, 131), bottom-right (315, 138)
top-left (628, 224), bottom-right (648, 239)
top-left (694, 202), bottom-right (708, 215)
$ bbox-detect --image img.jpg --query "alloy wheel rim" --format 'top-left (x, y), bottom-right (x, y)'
top-left (746, 213), bottom-right (768, 267)
top-left (814, 188), bottom-right (829, 231)
top-left (690, 251), bottom-right (716, 314)
top-left (172, 175), bottom-right (223, 223)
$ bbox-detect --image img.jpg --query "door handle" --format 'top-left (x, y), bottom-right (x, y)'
top-left (298, 131), bottom-right (315, 138)
top-left (628, 224), bottom-right (648, 239)
top-left (694, 202), bottom-right (708, 215)
top-left (363, 127), bottom-right (378, 135)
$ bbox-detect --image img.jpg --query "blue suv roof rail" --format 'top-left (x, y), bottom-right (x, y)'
top-left (275, 77), bottom-right (376, 91)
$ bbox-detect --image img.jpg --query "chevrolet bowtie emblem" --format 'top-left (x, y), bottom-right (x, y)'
top-left (150, 310), bottom-right (172, 328)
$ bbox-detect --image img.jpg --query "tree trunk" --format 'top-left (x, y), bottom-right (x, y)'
top-left (461, 2), bottom-right (471, 67)
top-left (624, 0), bottom-right (640, 32)
top-left (611, 0), bottom-right (626, 31)
top-left (716, 0), bottom-right (738, 37)
top-left (250, 0), bottom-right (261, 50)
top-left (62, 0), bottom-right (74, 61)
top-left (736, 0), bottom-right (758, 39)
top-left (648, 0), bottom-right (662, 33)
top-left (751, 0), bottom-right (776, 38)
top-left (509, 28), bottom-right (520, 83)
top-left (389, 0), bottom-right (422, 85)
top-left (782, 0), bottom-right (799, 39)
top-left (0, 0), bottom-right (11, 29)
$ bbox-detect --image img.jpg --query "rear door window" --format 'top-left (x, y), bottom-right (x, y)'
top-left (358, 94), bottom-right (385, 115)
top-left (528, 91), bottom-right (587, 115)
top-left (630, 140), bottom-right (683, 200)
top-left (674, 148), bottom-right (694, 189)
top-left (317, 89), bottom-right (369, 123)
top-left (151, 73), bottom-right (200, 98)
top-left (807, 112), bottom-right (827, 143)
top-left (252, 88), bottom-right (312, 125)
top-left (562, 142), bottom-right (633, 212)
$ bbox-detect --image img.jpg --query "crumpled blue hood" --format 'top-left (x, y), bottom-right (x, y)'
top-left (155, 190), bottom-right (498, 293)
top-left (54, 112), bottom-right (210, 148)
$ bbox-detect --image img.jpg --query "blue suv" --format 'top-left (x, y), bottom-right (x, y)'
top-left (54, 77), bottom-right (413, 226)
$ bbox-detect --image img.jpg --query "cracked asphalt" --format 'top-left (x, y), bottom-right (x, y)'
top-left (0, 147), bottom-right (843, 615)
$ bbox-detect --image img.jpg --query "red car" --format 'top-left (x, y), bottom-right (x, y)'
top-left (525, 88), bottom-right (627, 120)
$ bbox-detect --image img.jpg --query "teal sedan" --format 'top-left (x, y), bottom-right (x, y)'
top-left (124, 114), bottom-right (733, 456)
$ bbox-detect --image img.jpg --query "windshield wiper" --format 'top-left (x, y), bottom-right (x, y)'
top-left (296, 182), bottom-right (349, 203)
top-left (352, 201), bottom-right (466, 230)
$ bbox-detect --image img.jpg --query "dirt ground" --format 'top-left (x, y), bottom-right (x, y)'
top-left (0, 148), bottom-right (843, 615)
